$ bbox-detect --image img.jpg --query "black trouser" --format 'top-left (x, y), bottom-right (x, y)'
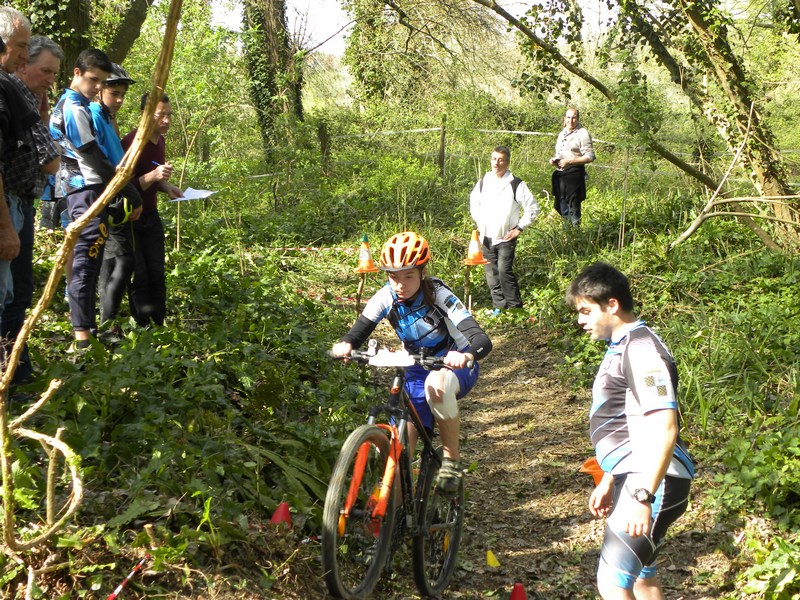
top-left (481, 236), bottom-right (522, 309)
top-left (1, 196), bottom-right (34, 381)
top-left (129, 211), bottom-right (166, 327)
top-left (552, 166), bottom-right (586, 225)
top-left (67, 186), bottom-right (108, 332)
top-left (99, 222), bottom-right (135, 323)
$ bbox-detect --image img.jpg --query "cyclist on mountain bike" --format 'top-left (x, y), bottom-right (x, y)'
top-left (331, 231), bottom-right (492, 493)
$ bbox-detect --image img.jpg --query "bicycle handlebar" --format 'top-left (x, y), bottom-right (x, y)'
top-left (329, 345), bottom-right (473, 370)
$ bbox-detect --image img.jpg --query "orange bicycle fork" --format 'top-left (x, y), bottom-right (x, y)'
top-left (339, 374), bottom-right (434, 536)
top-left (340, 423), bottom-right (404, 534)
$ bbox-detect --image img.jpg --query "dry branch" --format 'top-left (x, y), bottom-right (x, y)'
top-left (0, 0), bottom-right (184, 574)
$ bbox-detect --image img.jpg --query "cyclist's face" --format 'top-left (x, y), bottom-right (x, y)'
top-left (574, 297), bottom-right (614, 341)
top-left (387, 268), bottom-right (422, 301)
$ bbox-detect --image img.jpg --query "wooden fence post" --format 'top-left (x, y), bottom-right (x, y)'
top-left (438, 115), bottom-right (447, 177)
top-left (318, 121), bottom-right (330, 176)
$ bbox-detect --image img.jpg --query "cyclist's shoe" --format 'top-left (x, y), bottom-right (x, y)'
top-left (436, 458), bottom-right (461, 494)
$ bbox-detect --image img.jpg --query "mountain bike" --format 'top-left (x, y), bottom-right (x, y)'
top-left (322, 340), bottom-right (466, 599)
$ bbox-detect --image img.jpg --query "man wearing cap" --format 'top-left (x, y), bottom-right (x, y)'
top-left (95, 64), bottom-right (143, 332)
top-left (0, 9), bottom-right (60, 383)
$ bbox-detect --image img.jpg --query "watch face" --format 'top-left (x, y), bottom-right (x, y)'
top-left (634, 488), bottom-right (654, 503)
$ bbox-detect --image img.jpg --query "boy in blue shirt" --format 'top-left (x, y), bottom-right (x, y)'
top-left (50, 50), bottom-right (141, 347)
top-left (93, 64), bottom-right (140, 332)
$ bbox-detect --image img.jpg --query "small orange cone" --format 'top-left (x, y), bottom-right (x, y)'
top-left (354, 234), bottom-right (380, 273)
top-left (579, 456), bottom-right (605, 486)
top-left (463, 230), bottom-right (489, 266)
top-left (269, 501), bottom-right (292, 528)
top-left (510, 582), bottom-right (528, 600)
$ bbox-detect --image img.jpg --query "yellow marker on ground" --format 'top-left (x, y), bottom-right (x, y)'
top-left (486, 549), bottom-right (500, 567)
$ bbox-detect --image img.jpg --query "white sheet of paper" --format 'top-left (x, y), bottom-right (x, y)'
top-left (169, 187), bottom-right (217, 202)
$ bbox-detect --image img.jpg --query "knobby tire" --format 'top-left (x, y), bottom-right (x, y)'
top-left (411, 447), bottom-right (465, 598)
top-left (321, 425), bottom-right (397, 599)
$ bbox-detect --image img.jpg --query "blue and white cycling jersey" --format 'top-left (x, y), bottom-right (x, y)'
top-left (590, 320), bottom-right (694, 479)
top-left (50, 89), bottom-right (100, 196)
top-left (361, 278), bottom-right (472, 357)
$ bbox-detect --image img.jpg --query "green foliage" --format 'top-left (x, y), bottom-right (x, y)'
top-left (709, 418), bottom-right (800, 529)
top-left (516, 0), bottom-right (585, 100)
top-left (742, 534), bottom-right (800, 597)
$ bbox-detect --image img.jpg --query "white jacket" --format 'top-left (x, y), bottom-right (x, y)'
top-left (469, 170), bottom-right (539, 245)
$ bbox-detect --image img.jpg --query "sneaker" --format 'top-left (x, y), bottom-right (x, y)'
top-left (98, 325), bottom-right (124, 347)
top-left (436, 458), bottom-right (461, 494)
top-left (67, 339), bottom-right (91, 353)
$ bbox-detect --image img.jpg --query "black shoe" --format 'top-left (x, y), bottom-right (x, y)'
top-left (98, 326), bottom-right (124, 347)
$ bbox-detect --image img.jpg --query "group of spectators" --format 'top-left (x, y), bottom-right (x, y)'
top-left (0, 6), bottom-right (181, 385)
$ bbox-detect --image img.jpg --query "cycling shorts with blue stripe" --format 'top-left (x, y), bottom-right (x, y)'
top-left (597, 474), bottom-right (691, 590)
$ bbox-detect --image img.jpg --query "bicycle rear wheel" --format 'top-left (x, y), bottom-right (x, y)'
top-left (411, 448), bottom-right (465, 598)
top-left (321, 424), bottom-right (397, 599)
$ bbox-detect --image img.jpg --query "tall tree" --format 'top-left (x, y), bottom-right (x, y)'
top-left (242, 0), bottom-right (304, 159)
top-left (342, 0), bottom-right (501, 109)
top-left (13, 0), bottom-right (152, 83)
top-left (470, 0), bottom-right (799, 249)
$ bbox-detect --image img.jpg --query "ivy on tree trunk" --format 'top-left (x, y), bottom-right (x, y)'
top-left (242, 0), bottom-right (304, 162)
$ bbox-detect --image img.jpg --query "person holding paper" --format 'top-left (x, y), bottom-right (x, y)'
top-left (121, 93), bottom-right (182, 327)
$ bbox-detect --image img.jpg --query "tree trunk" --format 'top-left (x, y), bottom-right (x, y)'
top-left (242, 0), bottom-right (304, 161)
top-left (56, 0), bottom-right (92, 85)
top-left (106, 0), bottom-right (154, 64)
top-left (675, 0), bottom-right (798, 243)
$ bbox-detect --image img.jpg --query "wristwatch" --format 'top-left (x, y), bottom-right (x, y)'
top-left (631, 487), bottom-right (656, 504)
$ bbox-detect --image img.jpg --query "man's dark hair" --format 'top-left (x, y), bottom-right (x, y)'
top-left (493, 145), bottom-right (511, 161)
top-left (566, 262), bottom-right (634, 312)
top-left (74, 48), bottom-right (113, 75)
top-left (140, 92), bottom-right (170, 111)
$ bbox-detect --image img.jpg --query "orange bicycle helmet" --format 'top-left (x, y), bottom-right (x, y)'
top-left (379, 232), bottom-right (431, 271)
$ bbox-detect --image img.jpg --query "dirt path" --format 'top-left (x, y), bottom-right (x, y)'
top-left (282, 326), bottom-right (735, 599)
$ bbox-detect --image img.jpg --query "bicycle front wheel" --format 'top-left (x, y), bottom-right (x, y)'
top-left (411, 448), bottom-right (465, 597)
top-left (321, 424), bottom-right (397, 599)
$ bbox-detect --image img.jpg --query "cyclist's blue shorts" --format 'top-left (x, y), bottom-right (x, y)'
top-left (403, 361), bottom-right (479, 431)
top-left (597, 473), bottom-right (691, 590)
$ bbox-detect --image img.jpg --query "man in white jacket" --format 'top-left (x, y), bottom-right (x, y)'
top-left (470, 146), bottom-right (539, 314)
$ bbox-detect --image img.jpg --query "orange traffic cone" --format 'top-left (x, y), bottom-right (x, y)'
top-left (463, 230), bottom-right (489, 266)
top-left (579, 456), bottom-right (605, 486)
top-left (354, 234), bottom-right (380, 273)
top-left (510, 582), bottom-right (528, 600)
top-left (269, 501), bottom-right (292, 528)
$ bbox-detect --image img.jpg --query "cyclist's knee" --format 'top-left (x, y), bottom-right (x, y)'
top-left (426, 371), bottom-right (459, 419)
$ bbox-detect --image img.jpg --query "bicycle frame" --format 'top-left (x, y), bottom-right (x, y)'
top-left (341, 365), bottom-right (441, 532)
top-left (324, 346), bottom-right (467, 599)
